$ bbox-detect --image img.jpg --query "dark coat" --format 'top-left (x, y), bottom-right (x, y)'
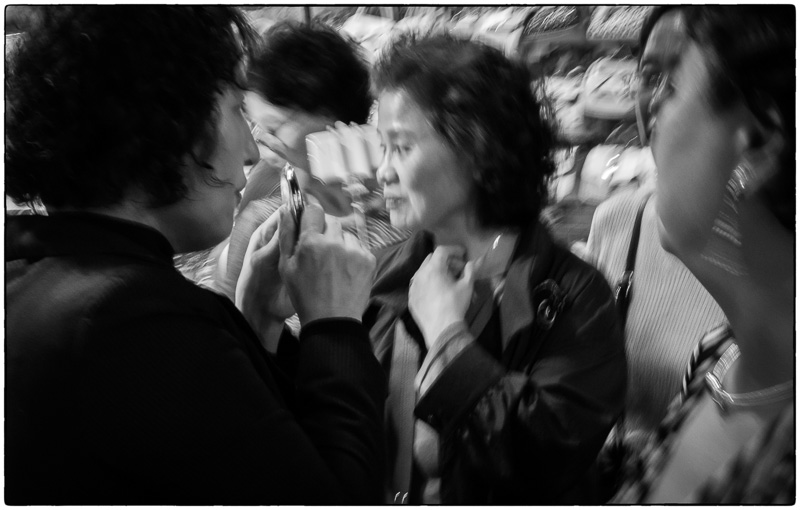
top-left (5, 212), bottom-right (386, 505)
top-left (365, 222), bottom-right (627, 504)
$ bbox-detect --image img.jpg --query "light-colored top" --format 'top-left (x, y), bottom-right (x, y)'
top-left (585, 186), bottom-right (726, 444)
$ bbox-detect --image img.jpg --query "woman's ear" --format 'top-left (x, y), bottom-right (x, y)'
top-left (738, 104), bottom-right (785, 197)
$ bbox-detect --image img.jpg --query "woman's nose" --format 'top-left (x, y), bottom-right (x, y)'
top-left (375, 155), bottom-right (396, 186)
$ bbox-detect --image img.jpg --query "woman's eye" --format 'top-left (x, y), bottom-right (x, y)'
top-left (639, 70), bottom-right (661, 91)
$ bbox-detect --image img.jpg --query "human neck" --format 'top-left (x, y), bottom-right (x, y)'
top-left (430, 215), bottom-right (509, 262)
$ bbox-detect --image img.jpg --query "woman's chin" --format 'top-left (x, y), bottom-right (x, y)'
top-left (655, 214), bottom-right (679, 256)
top-left (388, 210), bottom-right (418, 231)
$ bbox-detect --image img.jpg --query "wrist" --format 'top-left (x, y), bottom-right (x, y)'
top-left (241, 304), bottom-right (286, 352)
top-left (299, 309), bottom-right (364, 327)
top-left (422, 314), bottom-right (464, 347)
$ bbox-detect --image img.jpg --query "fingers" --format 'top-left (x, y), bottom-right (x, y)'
top-left (252, 208), bottom-right (281, 250)
top-left (324, 215), bottom-right (343, 241)
top-left (280, 201), bottom-right (326, 258)
top-left (430, 245), bottom-right (467, 279)
top-left (431, 245), bottom-right (467, 264)
top-left (299, 201), bottom-right (325, 238)
top-left (460, 260), bottom-right (475, 285)
top-left (342, 231), bottom-right (362, 249)
top-left (250, 222), bottom-right (281, 268)
top-left (278, 207), bottom-right (297, 258)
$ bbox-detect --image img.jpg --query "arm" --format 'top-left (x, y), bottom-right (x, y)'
top-left (83, 306), bottom-right (385, 504)
top-left (414, 271), bottom-right (626, 501)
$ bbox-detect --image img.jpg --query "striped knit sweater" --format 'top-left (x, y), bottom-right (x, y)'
top-left (585, 186), bottom-right (726, 445)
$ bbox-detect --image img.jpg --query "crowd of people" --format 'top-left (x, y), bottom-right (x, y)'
top-left (5, 5), bottom-right (794, 505)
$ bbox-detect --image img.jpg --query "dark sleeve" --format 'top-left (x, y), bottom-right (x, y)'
top-left (415, 271), bottom-right (626, 501)
top-left (82, 304), bottom-right (386, 504)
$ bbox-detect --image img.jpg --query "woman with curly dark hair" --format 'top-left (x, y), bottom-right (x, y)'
top-left (5, 6), bottom-right (384, 504)
top-left (364, 34), bottom-right (626, 504)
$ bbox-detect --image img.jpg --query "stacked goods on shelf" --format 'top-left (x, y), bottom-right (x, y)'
top-left (239, 6), bottom-right (656, 244)
top-left (468, 6), bottom-right (533, 57)
top-left (586, 6), bottom-right (653, 42)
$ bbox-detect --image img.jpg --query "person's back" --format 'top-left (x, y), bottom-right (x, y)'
top-left (5, 7), bottom-right (385, 504)
top-left (585, 186), bottom-right (726, 444)
top-left (6, 213), bottom-right (268, 503)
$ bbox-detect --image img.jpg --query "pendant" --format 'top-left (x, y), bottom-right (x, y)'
top-left (705, 372), bottom-right (732, 414)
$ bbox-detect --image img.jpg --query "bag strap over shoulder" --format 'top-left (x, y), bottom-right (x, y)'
top-left (614, 193), bottom-right (651, 324)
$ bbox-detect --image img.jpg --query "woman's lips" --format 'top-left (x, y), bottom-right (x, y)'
top-left (384, 196), bottom-right (405, 209)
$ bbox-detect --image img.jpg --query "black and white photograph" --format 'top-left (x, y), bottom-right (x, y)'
top-left (4, 4), bottom-right (795, 505)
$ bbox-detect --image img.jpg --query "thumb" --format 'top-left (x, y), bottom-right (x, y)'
top-left (278, 207), bottom-right (297, 258)
top-left (459, 260), bottom-right (476, 290)
top-left (299, 201), bottom-right (325, 238)
top-left (252, 225), bottom-right (281, 269)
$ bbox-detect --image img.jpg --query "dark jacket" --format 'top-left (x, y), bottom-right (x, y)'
top-left (365, 222), bottom-right (626, 504)
top-left (5, 212), bottom-right (386, 505)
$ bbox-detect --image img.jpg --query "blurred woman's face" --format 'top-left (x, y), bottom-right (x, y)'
top-left (375, 90), bottom-right (475, 232)
top-left (244, 91), bottom-right (331, 172)
top-left (636, 10), bottom-right (688, 140)
top-left (649, 42), bottom-right (749, 257)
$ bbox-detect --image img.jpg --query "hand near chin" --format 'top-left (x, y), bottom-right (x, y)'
top-left (279, 202), bottom-right (377, 326)
top-left (236, 206), bottom-right (295, 350)
top-left (409, 246), bottom-right (475, 349)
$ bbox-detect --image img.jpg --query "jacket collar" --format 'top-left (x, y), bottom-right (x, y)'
top-left (6, 212), bottom-right (175, 266)
top-left (369, 222), bottom-right (558, 352)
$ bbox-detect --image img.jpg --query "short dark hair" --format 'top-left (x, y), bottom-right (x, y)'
top-left (247, 21), bottom-right (372, 124)
top-left (5, 6), bottom-right (256, 209)
top-left (373, 34), bottom-right (557, 229)
top-left (685, 6), bottom-right (795, 231)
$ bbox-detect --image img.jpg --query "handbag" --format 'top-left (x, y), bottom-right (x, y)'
top-left (519, 6), bottom-right (587, 65)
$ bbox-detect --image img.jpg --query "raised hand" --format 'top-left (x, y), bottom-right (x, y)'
top-left (409, 245), bottom-right (475, 348)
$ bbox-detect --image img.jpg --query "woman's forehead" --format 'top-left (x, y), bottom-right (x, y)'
top-left (377, 90), bottom-right (432, 133)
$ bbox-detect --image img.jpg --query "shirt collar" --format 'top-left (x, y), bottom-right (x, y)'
top-left (6, 212), bottom-right (175, 266)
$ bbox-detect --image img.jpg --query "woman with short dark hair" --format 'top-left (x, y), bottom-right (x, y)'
top-left (365, 34), bottom-right (627, 504)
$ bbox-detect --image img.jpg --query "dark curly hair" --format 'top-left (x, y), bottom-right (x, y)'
top-left (684, 6), bottom-right (794, 232)
top-left (247, 21), bottom-right (372, 124)
top-left (5, 6), bottom-right (256, 209)
top-left (373, 34), bottom-right (557, 229)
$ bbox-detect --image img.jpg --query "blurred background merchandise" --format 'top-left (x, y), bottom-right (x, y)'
top-left (5, 5), bottom-right (656, 248)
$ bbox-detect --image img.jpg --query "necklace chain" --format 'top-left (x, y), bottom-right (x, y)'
top-left (477, 231), bottom-right (506, 264)
top-left (705, 343), bottom-right (793, 413)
